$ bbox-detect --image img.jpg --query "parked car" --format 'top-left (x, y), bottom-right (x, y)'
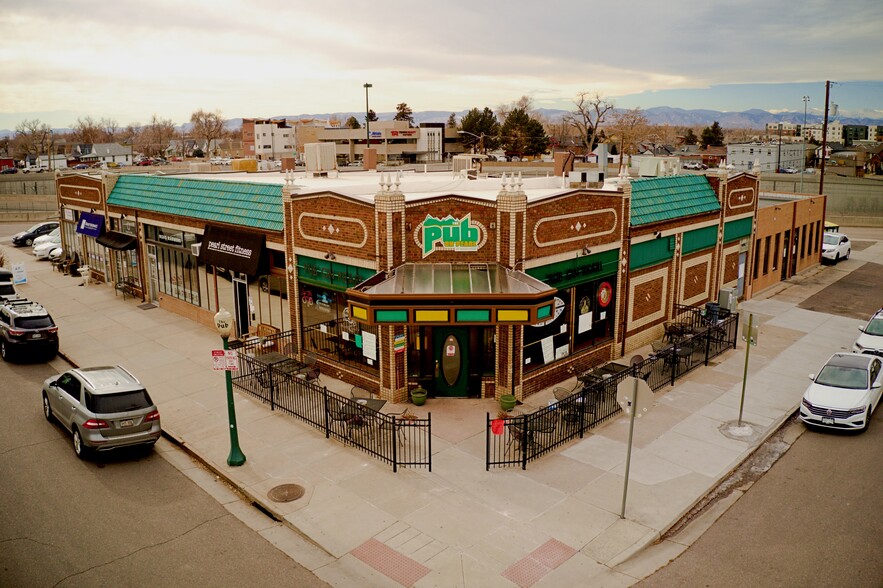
top-left (781, 167), bottom-right (798, 174)
top-left (1, 167), bottom-right (18, 174)
top-left (32, 227), bottom-right (60, 247)
top-left (854, 309), bottom-right (883, 357)
top-left (137, 159), bottom-right (154, 166)
top-left (33, 236), bottom-right (62, 259)
top-left (0, 298), bottom-right (59, 361)
top-left (0, 268), bottom-right (16, 300)
top-left (821, 231), bottom-right (850, 264)
top-left (12, 221), bottom-right (59, 247)
top-left (72, 163), bottom-right (89, 170)
top-left (800, 352), bottom-right (882, 432)
top-left (104, 162), bottom-right (120, 169)
top-left (42, 365), bottom-right (162, 458)
top-left (47, 246), bottom-right (65, 262)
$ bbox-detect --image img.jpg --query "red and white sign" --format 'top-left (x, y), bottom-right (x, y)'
top-left (212, 349), bottom-right (238, 371)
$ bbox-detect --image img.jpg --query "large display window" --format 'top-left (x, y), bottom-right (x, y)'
top-left (522, 275), bottom-right (617, 372)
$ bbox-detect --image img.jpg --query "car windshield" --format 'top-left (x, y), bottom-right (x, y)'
top-left (823, 234), bottom-right (839, 246)
top-left (86, 390), bottom-right (153, 414)
top-left (25, 223), bottom-right (43, 232)
top-left (0, 284), bottom-right (14, 295)
top-left (815, 365), bottom-right (868, 389)
top-left (865, 318), bottom-right (883, 336)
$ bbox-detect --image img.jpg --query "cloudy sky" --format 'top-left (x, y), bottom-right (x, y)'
top-left (1, 0), bottom-right (881, 129)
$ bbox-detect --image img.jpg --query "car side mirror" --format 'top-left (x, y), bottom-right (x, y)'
top-left (808, 373), bottom-right (815, 381)
top-left (858, 326), bottom-right (865, 332)
top-left (48, 381), bottom-right (57, 388)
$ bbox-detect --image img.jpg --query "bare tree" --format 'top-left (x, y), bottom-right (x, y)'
top-left (190, 109), bottom-right (226, 156)
top-left (14, 119), bottom-right (52, 160)
top-left (138, 114), bottom-right (176, 157)
top-left (70, 116), bottom-right (104, 144)
top-left (564, 91), bottom-right (615, 156)
top-left (99, 117), bottom-right (119, 143)
top-left (607, 108), bottom-right (649, 175)
top-left (496, 95), bottom-right (534, 120)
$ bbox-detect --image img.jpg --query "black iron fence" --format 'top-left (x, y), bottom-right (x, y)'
top-left (487, 308), bottom-right (739, 469)
top-left (231, 345), bottom-right (431, 472)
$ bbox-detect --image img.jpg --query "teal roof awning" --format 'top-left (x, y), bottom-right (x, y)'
top-left (107, 175), bottom-right (283, 231)
top-left (630, 175), bottom-right (720, 226)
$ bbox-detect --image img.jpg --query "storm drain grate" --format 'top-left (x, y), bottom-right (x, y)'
top-left (267, 483), bottom-right (305, 503)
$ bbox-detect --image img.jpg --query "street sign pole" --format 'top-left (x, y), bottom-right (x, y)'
top-left (739, 313), bottom-right (758, 426)
top-left (620, 376), bottom-right (638, 519)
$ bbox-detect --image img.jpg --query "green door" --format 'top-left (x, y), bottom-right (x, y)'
top-left (433, 327), bottom-right (469, 397)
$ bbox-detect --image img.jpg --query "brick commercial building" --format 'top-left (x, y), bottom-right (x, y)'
top-left (53, 167), bottom-right (825, 405)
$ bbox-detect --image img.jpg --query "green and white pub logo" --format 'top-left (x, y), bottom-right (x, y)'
top-left (420, 213), bottom-right (485, 257)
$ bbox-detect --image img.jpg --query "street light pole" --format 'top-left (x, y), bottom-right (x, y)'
top-left (800, 96), bottom-right (809, 193)
top-left (214, 308), bottom-right (246, 467)
top-left (457, 130), bottom-right (485, 154)
top-left (364, 83), bottom-right (372, 155)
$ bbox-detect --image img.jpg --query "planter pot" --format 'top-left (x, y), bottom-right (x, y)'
top-left (499, 394), bottom-right (517, 411)
top-left (410, 388), bottom-right (427, 406)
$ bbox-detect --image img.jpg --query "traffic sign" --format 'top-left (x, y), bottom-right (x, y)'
top-left (616, 376), bottom-right (653, 417)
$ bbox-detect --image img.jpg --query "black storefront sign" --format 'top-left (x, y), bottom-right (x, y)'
top-left (198, 224), bottom-right (265, 276)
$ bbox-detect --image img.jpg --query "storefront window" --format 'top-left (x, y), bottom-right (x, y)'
top-left (572, 277), bottom-right (616, 350)
top-left (301, 287), bottom-right (379, 375)
top-left (145, 225), bottom-right (201, 306)
top-left (523, 293), bottom-right (572, 373)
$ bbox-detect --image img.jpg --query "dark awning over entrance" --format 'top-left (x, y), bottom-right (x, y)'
top-left (96, 230), bottom-right (137, 251)
top-left (197, 224), bottom-right (265, 275)
top-left (76, 212), bottom-right (105, 237)
top-left (346, 263), bottom-right (557, 326)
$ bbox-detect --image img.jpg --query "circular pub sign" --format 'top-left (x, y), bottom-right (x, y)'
top-left (597, 282), bottom-right (613, 308)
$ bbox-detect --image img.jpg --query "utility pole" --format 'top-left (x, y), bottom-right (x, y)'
top-left (819, 81), bottom-right (830, 196)
top-left (800, 96), bottom-right (809, 193)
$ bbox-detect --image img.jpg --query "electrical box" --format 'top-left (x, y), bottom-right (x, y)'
top-left (718, 287), bottom-right (737, 311)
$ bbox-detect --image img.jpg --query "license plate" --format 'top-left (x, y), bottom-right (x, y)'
top-left (31, 333), bottom-right (42, 339)
top-left (119, 419), bottom-right (135, 428)
top-left (822, 417), bottom-right (834, 425)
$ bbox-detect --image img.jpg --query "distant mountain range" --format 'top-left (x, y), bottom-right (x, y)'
top-left (3, 106), bottom-right (881, 138)
top-left (229, 106), bottom-right (883, 130)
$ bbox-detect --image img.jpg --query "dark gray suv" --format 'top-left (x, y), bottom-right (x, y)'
top-left (42, 365), bottom-right (162, 458)
top-left (0, 298), bottom-right (59, 361)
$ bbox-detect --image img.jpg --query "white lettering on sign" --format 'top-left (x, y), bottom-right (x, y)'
top-left (78, 219), bottom-right (100, 231)
top-left (206, 240), bottom-right (253, 259)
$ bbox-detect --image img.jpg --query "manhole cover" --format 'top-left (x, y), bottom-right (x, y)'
top-left (267, 483), bottom-right (305, 503)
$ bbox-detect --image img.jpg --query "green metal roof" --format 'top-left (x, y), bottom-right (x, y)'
top-left (107, 175), bottom-right (283, 231)
top-left (629, 175), bottom-right (720, 227)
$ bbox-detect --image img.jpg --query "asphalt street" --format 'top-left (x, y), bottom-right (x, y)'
top-left (0, 360), bottom-right (329, 588)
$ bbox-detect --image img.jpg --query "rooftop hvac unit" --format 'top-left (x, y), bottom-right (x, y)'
top-left (305, 143), bottom-right (337, 172)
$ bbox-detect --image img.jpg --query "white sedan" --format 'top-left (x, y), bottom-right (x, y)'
top-left (821, 232), bottom-right (850, 264)
top-left (33, 237), bottom-right (62, 259)
top-left (800, 353), bottom-right (883, 432)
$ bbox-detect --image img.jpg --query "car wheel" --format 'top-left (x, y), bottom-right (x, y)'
top-left (845, 249), bottom-right (850, 260)
top-left (73, 428), bottom-right (90, 459)
top-left (0, 340), bottom-right (11, 361)
top-left (42, 393), bottom-right (53, 421)
top-left (24, 238), bottom-right (34, 246)
top-left (834, 253), bottom-right (840, 264)
top-left (861, 405), bottom-right (872, 432)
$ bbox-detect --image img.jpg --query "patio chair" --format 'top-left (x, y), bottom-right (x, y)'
top-left (553, 387), bottom-right (573, 402)
top-left (302, 365), bottom-right (321, 384)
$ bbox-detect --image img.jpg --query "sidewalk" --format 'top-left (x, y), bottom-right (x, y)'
top-left (4, 235), bottom-right (882, 587)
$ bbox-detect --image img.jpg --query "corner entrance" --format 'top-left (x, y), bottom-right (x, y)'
top-left (433, 327), bottom-right (469, 397)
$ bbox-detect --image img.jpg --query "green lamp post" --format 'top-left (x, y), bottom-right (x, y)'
top-left (214, 307), bottom-right (246, 467)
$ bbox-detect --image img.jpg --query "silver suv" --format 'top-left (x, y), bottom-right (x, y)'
top-left (42, 366), bottom-right (162, 458)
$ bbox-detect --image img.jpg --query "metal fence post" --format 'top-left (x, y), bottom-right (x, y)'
top-left (322, 387), bottom-right (331, 438)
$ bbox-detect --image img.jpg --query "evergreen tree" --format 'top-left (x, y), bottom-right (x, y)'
top-left (446, 113), bottom-right (457, 128)
top-left (700, 121), bottom-right (725, 148)
top-left (500, 108), bottom-right (549, 158)
top-left (345, 116), bottom-right (361, 129)
top-left (683, 129), bottom-right (698, 145)
top-left (393, 103), bottom-right (414, 127)
top-left (365, 109), bottom-right (378, 125)
top-left (459, 107), bottom-right (501, 153)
